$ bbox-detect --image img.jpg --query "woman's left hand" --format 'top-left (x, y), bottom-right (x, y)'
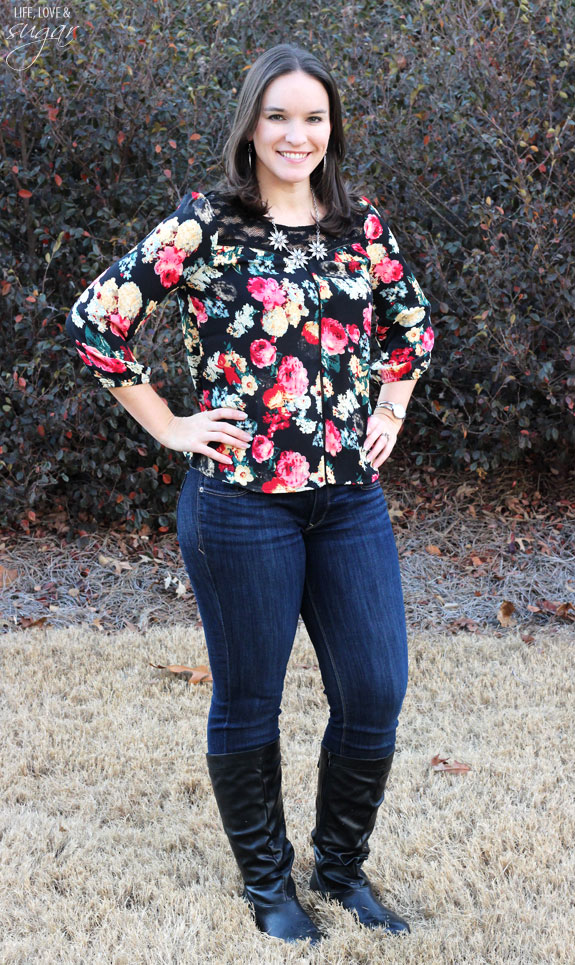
top-left (362, 411), bottom-right (401, 470)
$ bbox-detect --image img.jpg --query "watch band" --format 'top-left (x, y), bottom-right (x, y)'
top-left (375, 401), bottom-right (406, 421)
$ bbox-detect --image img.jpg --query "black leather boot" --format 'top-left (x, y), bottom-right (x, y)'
top-left (309, 744), bottom-right (410, 933)
top-left (206, 738), bottom-right (323, 945)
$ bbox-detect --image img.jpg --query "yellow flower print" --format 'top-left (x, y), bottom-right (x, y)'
top-left (405, 326), bottom-right (424, 343)
top-left (395, 306), bottom-right (427, 327)
top-left (233, 464), bottom-right (255, 486)
top-left (175, 219), bottom-right (203, 254)
top-left (284, 300), bottom-right (302, 327)
top-left (156, 217), bottom-right (180, 245)
top-left (323, 376), bottom-right (334, 398)
top-left (366, 243), bottom-right (387, 263)
top-left (261, 306), bottom-right (289, 337)
top-left (240, 373), bottom-right (258, 395)
top-left (233, 351), bottom-right (247, 374)
top-left (318, 279), bottom-right (332, 301)
top-left (118, 281), bottom-right (143, 319)
top-left (349, 354), bottom-right (364, 378)
top-left (99, 278), bottom-right (119, 312)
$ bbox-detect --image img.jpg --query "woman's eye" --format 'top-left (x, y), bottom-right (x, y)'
top-left (266, 114), bottom-right (323, 122)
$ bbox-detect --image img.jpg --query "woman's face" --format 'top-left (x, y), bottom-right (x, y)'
top-left (250, 71), bottom-right (332, 190)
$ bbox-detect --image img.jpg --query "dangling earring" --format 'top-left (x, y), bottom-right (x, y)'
top-left (248, 141), bottom-right (253, 170)
top-left (322, 152), bottom-right (326, 174)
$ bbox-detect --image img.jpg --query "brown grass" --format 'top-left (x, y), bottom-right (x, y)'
top-left (1, 622), bottom-right (573, 964)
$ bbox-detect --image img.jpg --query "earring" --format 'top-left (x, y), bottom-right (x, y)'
top-left (248, 141), bottom-right (253, 170)
top-left (322, 152), bottom-right (326, 174)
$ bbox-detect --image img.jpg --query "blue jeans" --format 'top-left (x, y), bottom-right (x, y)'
top-left (176, 467), bottom-right (408, 759)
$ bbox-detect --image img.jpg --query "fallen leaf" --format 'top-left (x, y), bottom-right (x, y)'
top-left (426, 544), bottom-right (442, 556)
top-left (431, 755), bottom-right (471, 774)
top-left (98, 553), bottom-right (133, 574)
top-left (150, 662), bottom-right (213, 684)
top-left (555, 602), bottom-right (574, 621)
top-left (0, 565), bottom-right (19, 587)
top-left (497, 600), bottom-right (516, 626)
top-left (19, 616), bottom-right (49, 628)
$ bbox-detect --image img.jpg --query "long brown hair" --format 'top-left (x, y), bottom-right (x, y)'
top-left (214, 44), bottom-right (363, 236)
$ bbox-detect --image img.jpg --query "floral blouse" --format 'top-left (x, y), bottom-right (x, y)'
top-left (65, 189), bottom-right (435, 493)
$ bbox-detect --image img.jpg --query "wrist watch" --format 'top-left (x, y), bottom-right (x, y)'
top-left (374, 401), bottom-right (407, 421)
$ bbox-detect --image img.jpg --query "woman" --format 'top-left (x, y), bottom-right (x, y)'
top-left (65, 43), bottom-right (435, 946)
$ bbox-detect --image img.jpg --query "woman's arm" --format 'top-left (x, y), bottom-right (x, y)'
top-left (107, 383), bottom-right (252, 463)
top-left (107, 383), bottom-right (176, 447)
top-left (64, 191), bottom-right (213, 389)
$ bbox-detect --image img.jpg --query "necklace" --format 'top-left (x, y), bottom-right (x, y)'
top-left (267, 189), bottom-right (328, 269)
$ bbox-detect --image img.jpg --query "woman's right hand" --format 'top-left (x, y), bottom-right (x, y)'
top-left (159, 408), bottom-right (253, 465)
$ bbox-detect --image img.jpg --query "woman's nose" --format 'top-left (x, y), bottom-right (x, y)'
top-left (285, 123), bottom-right (308, 146)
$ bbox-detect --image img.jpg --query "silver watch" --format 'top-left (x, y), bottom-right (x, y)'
top-left (375, 401), bottom-right (407, 421)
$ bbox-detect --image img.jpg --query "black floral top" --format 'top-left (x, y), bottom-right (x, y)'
top-left (65, 189), bottom-right (435, 493)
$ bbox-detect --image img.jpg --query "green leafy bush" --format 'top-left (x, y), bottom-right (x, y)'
top-left (1, 0), bottom-right (573, 531)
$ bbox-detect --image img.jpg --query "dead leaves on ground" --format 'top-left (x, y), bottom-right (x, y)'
top-left (150, 661), bottom-right (212, 685)
top-left (431, 755), bottom-right (471, 774)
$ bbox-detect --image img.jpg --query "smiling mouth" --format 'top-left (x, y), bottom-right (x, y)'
top-left (277, 151), bottom-right (311, 160)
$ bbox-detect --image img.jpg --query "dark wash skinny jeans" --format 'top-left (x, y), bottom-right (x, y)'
top-left (176, 466), bottom-right (408, 759)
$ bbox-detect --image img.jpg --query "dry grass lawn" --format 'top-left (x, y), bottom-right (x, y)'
top-left (1, 623), bottom-right (573, 964)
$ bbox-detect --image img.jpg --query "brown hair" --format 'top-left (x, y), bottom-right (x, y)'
top-left (214, 44), bottom-right (363, 236)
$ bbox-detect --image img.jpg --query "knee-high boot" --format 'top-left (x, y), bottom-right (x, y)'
top-left (309, 744), bottom-right (410, 933)
top-left (206, 737), bottom-right (323, 945)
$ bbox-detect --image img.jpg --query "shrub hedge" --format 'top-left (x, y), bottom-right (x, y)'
top-left (1, 0), bottom-right (573, 531)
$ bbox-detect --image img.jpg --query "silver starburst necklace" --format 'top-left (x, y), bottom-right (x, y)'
top-left (267, 189), bottom-right (328, 270)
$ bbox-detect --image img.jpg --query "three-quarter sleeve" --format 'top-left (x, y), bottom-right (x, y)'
top-left (64, 190), bottom-right (214, 389)
top-left (358, 198), bottom-right (435, 386)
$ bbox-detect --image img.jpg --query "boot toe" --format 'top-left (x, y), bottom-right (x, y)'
top-left (312, 878), bottom-right (410, 934)
top-left (249, 896), bottom-right (323, 944)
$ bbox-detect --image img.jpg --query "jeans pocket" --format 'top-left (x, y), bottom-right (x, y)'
top-left (198, 476), bottom-right (252, 498)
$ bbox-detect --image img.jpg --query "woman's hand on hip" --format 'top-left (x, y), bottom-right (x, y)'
top-left (362, 411), bottom-right (400, 470)
top-left (159, 408), bottom-right (253, 465)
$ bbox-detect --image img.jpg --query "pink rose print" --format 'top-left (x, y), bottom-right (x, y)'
top-left (390, 347), bottom-right (413, 363)
top-left (382, 360), bottom-right (412, 382)
top-left (363, 304), bottom-right (373, 335)
top-left (190, 296), bottom-right (208, 325)
top-left (373, 258), bottom-right (404, 284)
top-left (76, 342), bottom-right (129, 373)
top-left (364, 214), bottom-right (383, 242)
top-left (250, 339), bottom-right (277, 367)
top-left (346, 324), bottom-right (360, 344)
top-left (263, 384), bottom-right (286, 410)
top-left (321, 317), bottom-right (348, 354)
top-left (302, 322), bottom-right (319, 345)
top-left (107, 312), bottom-right (131, 339)
top-left (263, 410), bottom-right (291, 436)
top-left (325, 420), bottom-right (342, 457)
top-left (247, 277), bottom-right (287, 310)
top-left (252, 435), bottom-right (274, 462)
top-left (276, 356), bottom-right (309, 397)
top-left (422, 326), bottom-right (435, 352)
top-left (275, 450), bottom-right (310, 489)
top-left (352, 242), bottom-right (369, 258)
top-left (155, 245), bottom-right (186, 287)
